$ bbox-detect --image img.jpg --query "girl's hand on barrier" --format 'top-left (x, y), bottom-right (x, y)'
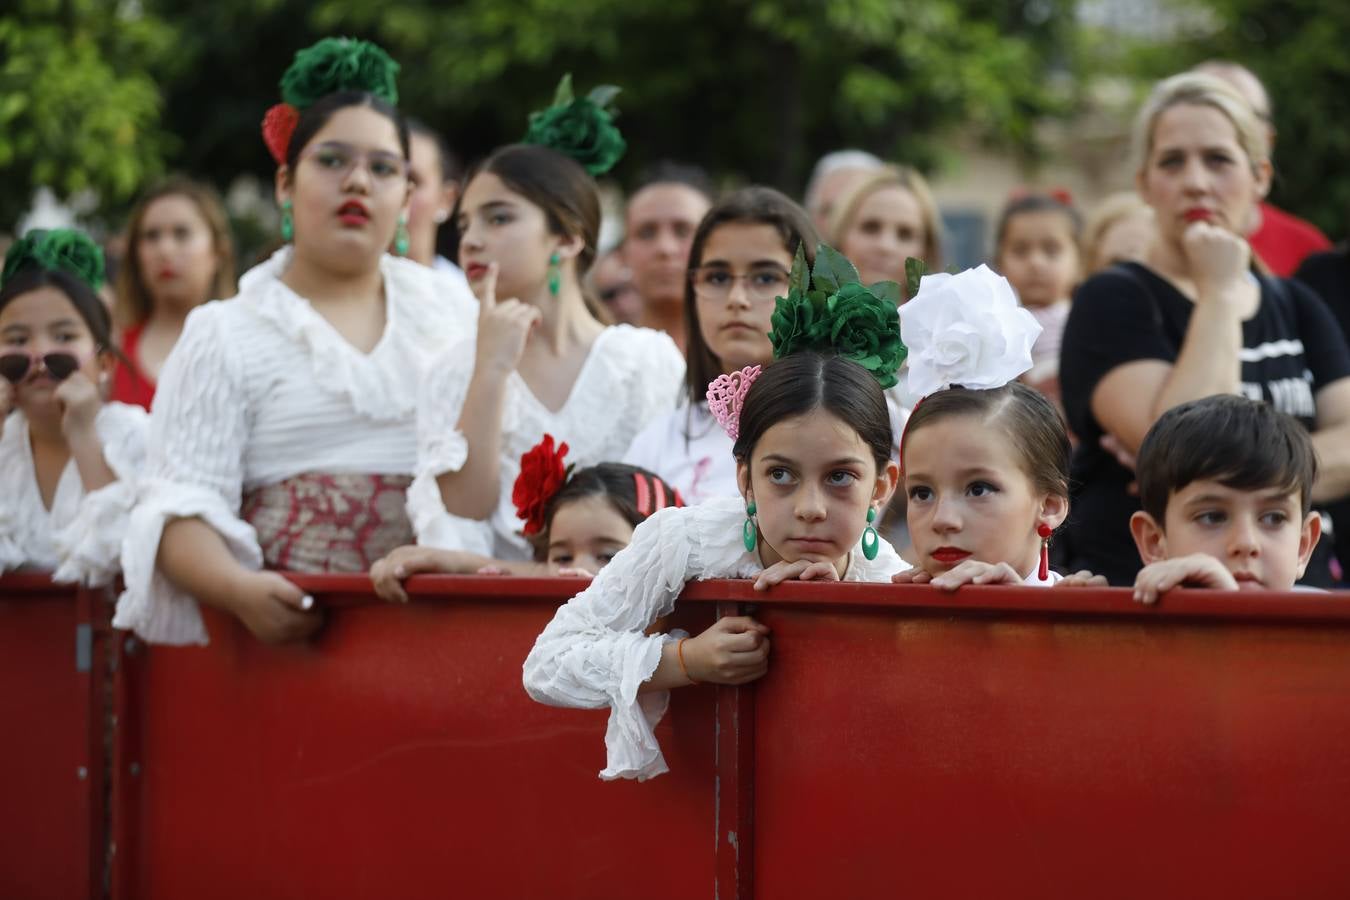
top-left (753, 558), bottom-right (840, 591)
top-left (1055, 570), bottom-right (1109, 588)
top-left (370, 545), bottom-right (462, 603)
top-left (232, 571), bottom-right (321, 644)
top-left (1133, 554), bottom-right (1238, 605)
top-left (891, 567), bottom-right (933, 584)
top-left (683, 616), bottom-right (771, 685)
top-left (556, 566), bottom-right (595, 578)
top-left (927, 559), bottom-right (1023, 592)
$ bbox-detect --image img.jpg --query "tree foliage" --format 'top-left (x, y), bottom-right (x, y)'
top-left (0, 0), bottom-right (176, 226)
top-left (4, 0), bottom-right (1080, 227)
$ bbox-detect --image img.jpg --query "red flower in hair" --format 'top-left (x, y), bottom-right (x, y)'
top-left (262, 103), bottom-right (301, 165)
top-left (513, 434), bottom-right (570, 536)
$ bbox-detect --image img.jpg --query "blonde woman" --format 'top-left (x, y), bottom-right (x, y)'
top-left (1060, 72), bottom-right (1350, 586)
top-left (827, 165), bottom-right (943, 298)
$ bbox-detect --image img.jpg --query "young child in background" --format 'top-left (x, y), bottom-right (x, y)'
top-left (371, 435), bottom-right (683, 601)
top-left (891, 264), bottom-right (1103, 590)
top-left (0, 229), bottom-right (149, 584)
top-left (1129, 395), bottom-right (1322, 603)
top-left (523, 245), bottom-right (909, 781)
top-left (993, 192), bottom-right (1083, 404)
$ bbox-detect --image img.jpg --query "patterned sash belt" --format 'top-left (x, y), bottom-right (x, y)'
top-left (241, 473), bottom-right (414, 572)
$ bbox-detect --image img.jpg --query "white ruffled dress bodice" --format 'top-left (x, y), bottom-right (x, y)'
top-left (522, 495), bottom-right (908, 781)
top-left (0, 403), bottom-right (149, 585)
top-left (409, 324), bottom-right (685, 559)
top-left (113, 248), bottom-right (476, 645)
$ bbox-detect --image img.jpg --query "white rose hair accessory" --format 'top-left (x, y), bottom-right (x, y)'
top-left (898, 264), bottom-right (1042, 397)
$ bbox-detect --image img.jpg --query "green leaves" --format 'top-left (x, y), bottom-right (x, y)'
top-left (810, 244), bottom-right (860, 295)
top-left (905, 256), bottom-right (928, 300)
top-left (768, 242), bottom-right (907, 389)
top-left (522, 74), bottom-right (627, 176)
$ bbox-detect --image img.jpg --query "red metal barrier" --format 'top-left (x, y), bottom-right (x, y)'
top-left (110, 577), bottom-right (719, 900)
top-left (9, 573), bottom-right (1350, 899)
top-left (0, 575), bottom-right (108, 900)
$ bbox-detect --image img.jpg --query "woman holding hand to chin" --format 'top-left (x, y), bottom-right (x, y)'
top-left (113, 38), bottom-right (476, 646)
top-left (1059, 72), bottom-right (1350, 587)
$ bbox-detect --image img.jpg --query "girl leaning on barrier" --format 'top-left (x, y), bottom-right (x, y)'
top-left (112, 38), bottom-right (476, 646)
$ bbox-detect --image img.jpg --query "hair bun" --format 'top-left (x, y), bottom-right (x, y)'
top-left (1, 228), bottom-right (105, 292)
top-left (766, 243), bottom-right (907, 389)
top-left (279, 37), bottom-right (400, 110)
top-left (522, 74), bottom-right (627, 177)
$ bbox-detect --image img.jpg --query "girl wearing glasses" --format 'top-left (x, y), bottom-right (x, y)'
top-left (112, 39), bottom-right (476, 646)
top-left (0, 229), bottom-right (150, 584)
top-left (624, 187), bottom-right (819, 504)
top-left (385, 81), bottom-right (685, 578)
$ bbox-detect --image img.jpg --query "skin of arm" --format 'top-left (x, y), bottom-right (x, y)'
top-left (435, 362), bottom-right (511, 519)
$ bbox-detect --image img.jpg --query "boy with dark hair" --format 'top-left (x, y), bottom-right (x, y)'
top-left (1129, 395), bottom-right (1322, 603)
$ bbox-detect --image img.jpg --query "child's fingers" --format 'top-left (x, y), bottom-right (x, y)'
top-left (480, 262), bottom-right (498, 307)
top-left (715, 615), bottom-right (766, 634)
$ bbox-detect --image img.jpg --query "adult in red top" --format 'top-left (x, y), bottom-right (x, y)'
top-left (1194, 61), bottom-right (1331, 276)
top-left (112, 178), bottom-right (236, 408)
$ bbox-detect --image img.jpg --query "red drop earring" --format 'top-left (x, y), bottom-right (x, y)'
top-left (1037, 523), bottom-right (1053, 581)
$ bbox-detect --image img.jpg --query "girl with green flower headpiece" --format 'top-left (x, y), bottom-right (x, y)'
top-left (0, 229), bottom-right (151, 585)
top-left (372, 74), bottom-right (684, 589)
top-left (523, 243), bottom-right (912, 782)
top-left (112, 38), bottom-right (477, 648)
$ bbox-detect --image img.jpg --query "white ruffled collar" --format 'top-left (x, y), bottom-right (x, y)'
top-left (234, 247), bottom-right (464, 422)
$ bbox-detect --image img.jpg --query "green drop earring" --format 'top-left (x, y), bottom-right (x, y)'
top-left (280, 200), bottom-right (294, 243)
top-left (394, 215), bottom-right (410, 256)
top-left (742, 501), bottom-right (757, 552)
top-left (547, 251), bottom-right (562, 297)
top-left (861, 507), bottom-right (879, 561)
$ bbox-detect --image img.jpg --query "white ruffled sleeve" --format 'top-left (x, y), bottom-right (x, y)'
top-left (522, 504), bottom-right (701, 781)
top-left (113, 306), bottom-right (260, 646)
top-left (405, 337), bottom-right (496, 553)
top-left (51, 404), bottom-right (150, 586)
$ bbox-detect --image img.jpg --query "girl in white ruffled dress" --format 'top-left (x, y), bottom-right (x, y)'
top-left (112, 39), bottom-right (476, 646)
top-left (0, 229), bottom-right (149, 586)
top-left (393, 79), bottom-right (684, 571)
top-left (523, 245), bottom-right (911, 781)
top-left (891, 265), bottom-right (1104, 590)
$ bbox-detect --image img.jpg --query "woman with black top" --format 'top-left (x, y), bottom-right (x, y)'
top-left (1060, 72), bottom-right (1350, 586)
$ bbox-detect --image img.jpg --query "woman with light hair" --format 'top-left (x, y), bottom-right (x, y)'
top-left (826, 165), bottom-right (944, 299)
top-left (1059, 72), bottom-right (1350, 586)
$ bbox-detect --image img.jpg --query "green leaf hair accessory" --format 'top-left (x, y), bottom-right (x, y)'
top-left (264, 37), bottom-right (400, 165)
top-left (280, 37), bottom-right (400, 110)
top-left (1, 229), bottom-right (105, 292)
top-left (522, 73), bottom-right (627, 177)
top-left (767, 243), bottom-right (908, 389)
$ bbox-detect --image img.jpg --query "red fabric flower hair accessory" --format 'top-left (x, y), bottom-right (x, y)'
top-left (513, 434), bottom-right (572, 536)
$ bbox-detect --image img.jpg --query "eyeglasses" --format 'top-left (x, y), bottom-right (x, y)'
top-left (0, 351), bottom-right (81, 384)
top-left (299, 142), bottom-right (408, 184)
top-left (689, 266), bottom-right (792, 302)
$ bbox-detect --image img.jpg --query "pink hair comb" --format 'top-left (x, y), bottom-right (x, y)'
top-left (706, 365), bottom-right (762, 441)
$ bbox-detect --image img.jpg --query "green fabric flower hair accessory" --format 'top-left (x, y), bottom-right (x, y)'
top-left (522, 74), bottom-right (627, 177)
top-left (263, 37), bottom-right (400, 164)
top-left (1, 229), bottom-right (106, 292)
top-left (280, 37), bottom-right (399, 109)
top-left (767, 243), bottom-right (907, 389)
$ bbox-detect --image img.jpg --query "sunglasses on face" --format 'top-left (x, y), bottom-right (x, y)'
top-left (0, 352), bottom-right (81, 384)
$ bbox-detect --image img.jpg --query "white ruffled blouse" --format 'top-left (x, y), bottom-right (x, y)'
top-left (0, 403), bottom-right (149, 585)
top-left (409, 324), bottom-right (685, 559)
top-left (113, 248), bottom-right (476, 645)
top-left (522, 494), bottom-right (909, 781)
top-left (622, 402), bottom-right (740, 506)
